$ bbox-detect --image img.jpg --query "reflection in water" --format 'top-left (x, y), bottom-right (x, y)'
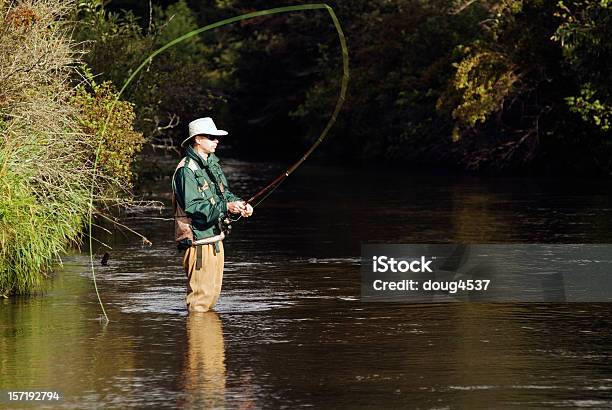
top-left (451, 183), bottom-right (515, 243)
top-left (182, 312), bottom-right (226, 409)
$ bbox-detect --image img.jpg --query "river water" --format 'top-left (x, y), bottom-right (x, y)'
top-left (2, 157), bottom-right (612, 408)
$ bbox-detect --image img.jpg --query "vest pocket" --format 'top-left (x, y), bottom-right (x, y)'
top-left (199, 185), bottom-right (216, 205)
top-left (197, 180), bottom-right (210, 191)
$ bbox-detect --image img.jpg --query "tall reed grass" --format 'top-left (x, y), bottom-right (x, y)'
top-left (0, 0), bottom-right (141, 296)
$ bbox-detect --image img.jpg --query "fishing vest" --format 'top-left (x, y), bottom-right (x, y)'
top-left (172, 156), bottom-right (226, 243)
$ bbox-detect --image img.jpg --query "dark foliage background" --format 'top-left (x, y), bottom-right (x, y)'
top-left (80, 0), bottom-right (612, 175)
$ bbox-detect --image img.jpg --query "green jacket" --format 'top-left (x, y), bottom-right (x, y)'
top-left (172, 146), bottom-right (242, 240)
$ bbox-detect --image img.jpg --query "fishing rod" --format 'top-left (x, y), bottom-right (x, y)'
top-left (242, 6), bottom-right (349, 212)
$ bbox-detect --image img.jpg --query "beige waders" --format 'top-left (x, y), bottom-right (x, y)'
top-left (183, 242), bottom-right (224, 312)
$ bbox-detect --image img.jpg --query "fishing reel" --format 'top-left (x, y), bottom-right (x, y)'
top-left (219, 215), bottom-right (232, 236)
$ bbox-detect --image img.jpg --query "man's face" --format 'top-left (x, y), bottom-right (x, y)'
top-left (194, 134), bottom-right (219, 154)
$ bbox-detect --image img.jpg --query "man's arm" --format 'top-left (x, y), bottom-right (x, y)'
top-left (174, 167), bottom-right (227, 225)
top-left (224, 187), bottom-right (242, 203)
top-left (217, 168), bottom-right (242, 203)
top-left (211, 163), bottom-right (251, 216)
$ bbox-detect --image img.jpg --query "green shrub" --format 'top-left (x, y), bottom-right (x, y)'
top-left (71, 74), bottom-right (145, 194)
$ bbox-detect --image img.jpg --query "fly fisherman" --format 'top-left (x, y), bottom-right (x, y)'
top-left (172, 117), bottom-right (253, 312)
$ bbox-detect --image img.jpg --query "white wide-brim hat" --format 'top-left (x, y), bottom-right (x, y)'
top-left (182, 117), bottom-right (228, 147)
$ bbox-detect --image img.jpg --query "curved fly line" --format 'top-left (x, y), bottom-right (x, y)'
top-left (87, 4), bottom-right (349, 322)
